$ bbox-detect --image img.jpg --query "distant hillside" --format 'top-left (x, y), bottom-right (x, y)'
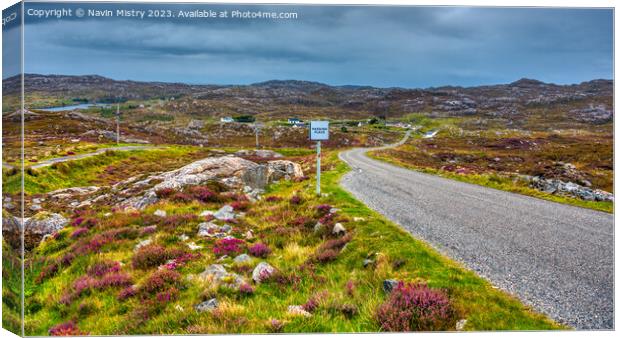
top-left (2, 74), bottom-right (613, 123)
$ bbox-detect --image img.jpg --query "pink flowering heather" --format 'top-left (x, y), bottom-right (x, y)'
top-left (213, 238), bottom-right (245, 256)
top-left (316, 204), bottom-right (332, 215)
top-left (95, 273), bottom-right (133, 289)
top-left (375, 282), bottom-right (455, 331)
top-left (265, 196), bottom-right (281, 202)
top-left (230, 200), bottom-right (249, 211)
top-left (71, 217), bottom-right (85, 227)
top-left (87, 261), bottom-right (120, 277)
top-left (140, 269), bottom-right (182, 294)
top-left (155, 187), bottom-right (175, 198)
top-left (48, 321), bottom-right (85, 336)
top-left (289, 195), bottom-right (302, 205)
top-left (70, 227), bottom-right (89, 239)
top-left (248, 243), bottom-right (271, 258)
top-left (140, 225), bottom-right (158, 236)
top-left (132, 244), bottom-right (170, 270)
top-left (189, 186), bottom-right (219, 203)
top-left (118, 286), bottom-right (137, 300)
top-left (155, 287), bottom-right (179, 303)
top-left (239, 283), bottom-right (255, 295)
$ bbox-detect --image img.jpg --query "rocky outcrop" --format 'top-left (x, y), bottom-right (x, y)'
top-left (3, 212), bottom-right (70, 250)
top-left (81, 129), bottom-right (150, 144)
top-left (528, 176), bottom-right (613, 202)
top-left (234, 149), bottom-right (283, 159)
top-left (116, 155), bottom-right (303, 210)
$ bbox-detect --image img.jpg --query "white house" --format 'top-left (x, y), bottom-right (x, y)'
top-left (220, 116), bottom-right (234, 123)
top-left (288, 117), bottom-right (302, 124)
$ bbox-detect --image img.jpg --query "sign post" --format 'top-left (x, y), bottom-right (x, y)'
top-left (310, 121), bottom-right (329, 196)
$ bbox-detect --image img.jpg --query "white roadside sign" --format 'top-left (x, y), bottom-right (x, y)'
top-left (310, 121), bottom-right (329, 140)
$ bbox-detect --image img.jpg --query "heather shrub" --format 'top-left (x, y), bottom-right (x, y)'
top-left (95, 273), bottom-right (133, 289)
top-left (171, 192), bottom-right (193, 203)
top-left (265, 196), bottom-right (281, 202)
top-left (248, 243), bottom-right (271, 258)
top-left (345, 280), bottom-right (356, 296)
top-left (316, 204), bottom-right (332, 215)
top-left (70, 227), bottom-right (88, 239)
top-left (213, 238), bottom-right (245, 256)
top-left (155, 287), bottom-right (180, 304)
top-left (239, 283), bottom-right (255, 295)
top-left (313, 233), bottom-right (352, 263)
top-left (118, 286), bottom-right (137, 301)
top-left (87, 261), bottom-right (120, 277)
top-left (289, 195), bottom-right (303, 205)
top-left (375, 282), bottom-right (455, 331)
top-left (188, 186), bottom-right (220, 203)
top-left (48, 321), bottom-right (85, 336)
top-left (155, 187), bottom-right (175, 198)
top-left (132, 244), bottom-right (170, 269)
top-left (140, 269), bottom-right (182, 294)
top-left (315, 248), bottom-right (339, 263)
top-left (268, 319), bottom-right (284, 333)
top-left (230, 200), bottom-right (250, 211)
top-left (140, 225), bottom-right (158, 236)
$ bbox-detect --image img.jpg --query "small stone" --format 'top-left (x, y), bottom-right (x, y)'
top-left (287, 305), bottom-right (311, 317)
top-left (252, 262), bottom-right (275, 283)
top-left (214, 205), bottom-right (237, 220)
top-left (154, 209), bottom-right (167, 217)
top-left (456, 319), bottom-right (467, 331)
top-left (383, 279), bottom-right (399, 294)
top-left (363, 259), bottom-right (375, 268)
top-left (135, 238), bottom-right (152, 251)
top-left (233, 254), bottom-right (252, 264)
top-left (245, 230), bottom-right (254, 239)
top-left (179, 234), bottom-right (189, 241)
top-left (103, 212), bottom-right (112, 217)
top-left (353, 217), bottom-right (365, 222)
top-left (30, 204), bottom-right (42, 212)
top-left (187, 242), bottom-right (202, 251)
top-left (313, 222), bottom-right (323, 232)
top-left (195, 298), bottom-right (218, 313)
top-left (200, 210), bottom-right (214, 217)
top-left (332, 223), bottom-right (346, 236)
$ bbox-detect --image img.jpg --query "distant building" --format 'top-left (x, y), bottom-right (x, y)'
top-left (288, 117), bottom-right (302, 124)
top-left (220, 116), bottom-right (234, 123)
top-left (291, 122), bottom-right (306, 128)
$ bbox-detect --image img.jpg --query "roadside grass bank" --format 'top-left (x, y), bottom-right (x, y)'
top-left (20, 148), bottom-right (562, 334)
top-left (368, 150), bottom-right (612, 213)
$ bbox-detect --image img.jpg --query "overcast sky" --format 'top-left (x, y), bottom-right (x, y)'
top-left (6, 3), bottom-right (614, 88)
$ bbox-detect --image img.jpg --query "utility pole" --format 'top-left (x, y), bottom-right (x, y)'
top-left (255, 122), bottom-right (263, 149)
top-left (116, 103), bottom-right (120, 145)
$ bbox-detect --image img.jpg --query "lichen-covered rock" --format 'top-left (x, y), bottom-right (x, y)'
top-left (198, 264), bottom-right (244, 288)
top-left (195, 298), bottom-right (218, 313)
top-left (266, 160), bottom-right (304, 181)
top-left (252, 262), bottom-right (275, 283)
top-left (117, 156), bottom-right (301, 210)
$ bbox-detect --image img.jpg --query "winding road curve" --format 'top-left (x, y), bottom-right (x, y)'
top-left (339, 132), bottom-right (614, 330)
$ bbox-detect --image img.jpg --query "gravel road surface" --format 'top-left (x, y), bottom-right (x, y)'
top-left (339, 141), bottom-right (614, 330)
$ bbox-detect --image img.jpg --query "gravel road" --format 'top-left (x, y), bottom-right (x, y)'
top-left (339, 141), bottom-right (614, 330)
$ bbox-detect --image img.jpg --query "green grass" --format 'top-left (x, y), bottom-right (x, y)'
top-left (368, 151), bottom-right (613, 213)
top-left (21, 149), bottom-right (563, 334)
top-left (2, 146), bottom-right (213, 195)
